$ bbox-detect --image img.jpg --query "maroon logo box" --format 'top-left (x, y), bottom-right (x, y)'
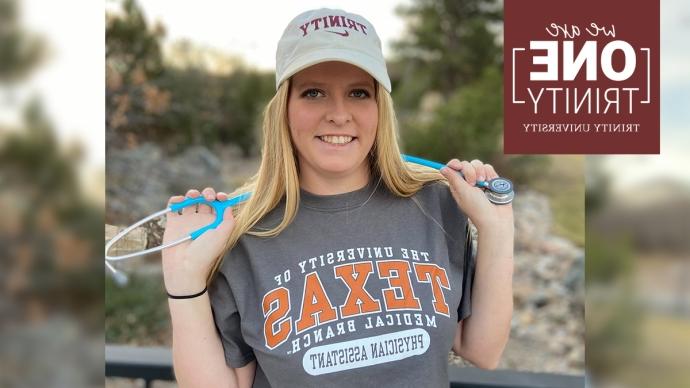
top-left (504, 0), bottom-right (659, 154)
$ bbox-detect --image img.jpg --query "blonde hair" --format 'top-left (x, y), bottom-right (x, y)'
top-left (207, 80), bottom-right (447, 283)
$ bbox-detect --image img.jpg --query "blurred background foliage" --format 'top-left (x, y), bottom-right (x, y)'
top-left (586, 155), bottom-right (690, 387)
top-left (0, 0), bottom-right (102, 330)
top-left (1, 100), bottom-right (103, 327)
top-left (1, 0), bottom-right (103, 385)
top-left (105, 273), bottom-right (169, 345)
top-left (391, 0), bottom-right (504, 162)
top-left (106, 0), bottom-right (274, 156)
top-left (0, 0), bottom-right (45, 85)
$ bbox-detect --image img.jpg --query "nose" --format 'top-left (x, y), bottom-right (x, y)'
top-left (325, 95), bottom-right (352, 126)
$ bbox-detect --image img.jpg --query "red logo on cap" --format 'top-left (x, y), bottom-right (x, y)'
top-left (327, 30), bottom-right (349, 37)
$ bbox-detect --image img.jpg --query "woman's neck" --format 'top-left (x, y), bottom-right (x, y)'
top-left (299, 164), bottom-right (371, 195)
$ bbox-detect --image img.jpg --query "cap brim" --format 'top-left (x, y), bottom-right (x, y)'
top-left (277, 48), bottom-right (391, 93)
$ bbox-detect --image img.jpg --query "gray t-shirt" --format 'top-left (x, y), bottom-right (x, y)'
top-left (209, 177), bottom-right (475, 387)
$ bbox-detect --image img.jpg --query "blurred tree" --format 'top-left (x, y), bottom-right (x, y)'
top-left (2, 101), bottom-right (73, 189)
top-left (586, 234), bottom-right (633, 285)
top-left (106, 0), bottom-right (166, 149)
top-left (105, 0), bottom-right (274, 156)
top-left (0, 0), bottom-right (45, 86)
top-left (392, 0), bottom-right (547, 185)
top-left (392, 0), bottom-right (502, 99)
top-left (585, 156), bottom-right (641, 381)
top-left (216, 69), bottom-right (274, 156)
top-left (403, 67), bottom-right (502, 162)
top-left (106, 0), bottom-right (164, 81)
top-left (585, 156), bottom-right (631, 284)
top-left (0, 99), bottom-right (103, 328)
top-left (151, 60), bottom-right (273, 156)
top-left (392, 0), bottom-right (503, 161)
top-left (585, 280), bottom-right (640, 380)
top-left (585, 232), bottom-right (641, 382)
top-left (585, 156), bottom-right (611, 216)
top-left (0, 0), bottom-right (102, 329)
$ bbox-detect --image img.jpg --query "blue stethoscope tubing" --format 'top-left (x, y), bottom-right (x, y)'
top-left (104, 154), bottom-right (513, 268)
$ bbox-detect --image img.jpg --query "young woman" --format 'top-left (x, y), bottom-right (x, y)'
top-left (162, 8), bottom-right (513, 388)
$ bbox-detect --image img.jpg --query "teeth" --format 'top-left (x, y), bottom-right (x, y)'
top-left (320, 135), bottom-right (353, 145)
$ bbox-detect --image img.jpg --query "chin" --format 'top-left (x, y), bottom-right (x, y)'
top-left (313, 154), bottom-right (367, 175)
top-left (317, 160), bottom-right (358, 174)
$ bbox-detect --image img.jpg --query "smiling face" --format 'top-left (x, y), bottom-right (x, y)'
top-left (287, 61), bottom-right (378, 194)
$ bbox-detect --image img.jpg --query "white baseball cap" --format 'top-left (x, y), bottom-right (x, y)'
top-left (275, 8), bottom-right (392, 93)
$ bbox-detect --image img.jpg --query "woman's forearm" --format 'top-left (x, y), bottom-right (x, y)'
top-left (169, 294), bottom-right (239, 387)
top-left (456, 222), bottom-right (514, 369)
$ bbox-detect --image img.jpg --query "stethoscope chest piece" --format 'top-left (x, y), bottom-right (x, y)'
top-left (484, 177), bottom-right (515, 205)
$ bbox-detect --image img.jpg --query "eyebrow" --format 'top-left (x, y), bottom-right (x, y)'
top-left (293, 80), bottom-right (375, 90)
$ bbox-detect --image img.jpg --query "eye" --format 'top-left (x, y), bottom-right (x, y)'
top-left (350, 89), bottom-right (371, 99)
top-left (301, 88), bottom-right (324, 98)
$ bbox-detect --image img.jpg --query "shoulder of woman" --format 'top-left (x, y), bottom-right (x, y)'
top-left (414, 179), bottom-right (451, 202)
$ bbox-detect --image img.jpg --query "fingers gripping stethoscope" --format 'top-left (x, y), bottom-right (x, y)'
top-left (104, 192), bottom-right (250, 285)
top-left (104, 155), bottom-right (514, 284)
top-left (401, 155), bottom-right (514, 205)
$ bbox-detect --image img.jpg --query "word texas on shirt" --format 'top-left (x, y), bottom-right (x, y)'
top-left (209, 179), bottom-right (475, 388)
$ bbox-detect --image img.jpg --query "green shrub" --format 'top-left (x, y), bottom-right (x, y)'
top-left (105, 273), bottom-right (171, 345)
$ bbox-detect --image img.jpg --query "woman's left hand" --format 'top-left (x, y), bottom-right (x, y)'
top-left (439, 158), bottom-right (514, 232)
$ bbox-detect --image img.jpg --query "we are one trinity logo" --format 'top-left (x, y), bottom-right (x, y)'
top-left (504, 0), bottom-right (659, 154)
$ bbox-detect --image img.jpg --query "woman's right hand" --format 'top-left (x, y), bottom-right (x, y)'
top-left (162, 187), bottom-right (235, 295)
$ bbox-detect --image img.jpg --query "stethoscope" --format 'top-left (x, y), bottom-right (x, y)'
top-left (105, 154), bottom-right (514, 285)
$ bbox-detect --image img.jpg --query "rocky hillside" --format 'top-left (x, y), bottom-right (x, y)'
top-left (494, 191), bottom-right (583, 373)
top-left (106, 143), bottom-right (259, 225)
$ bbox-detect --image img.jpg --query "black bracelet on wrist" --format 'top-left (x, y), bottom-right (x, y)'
top-left (167, 286), bottom-right (208, 299)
